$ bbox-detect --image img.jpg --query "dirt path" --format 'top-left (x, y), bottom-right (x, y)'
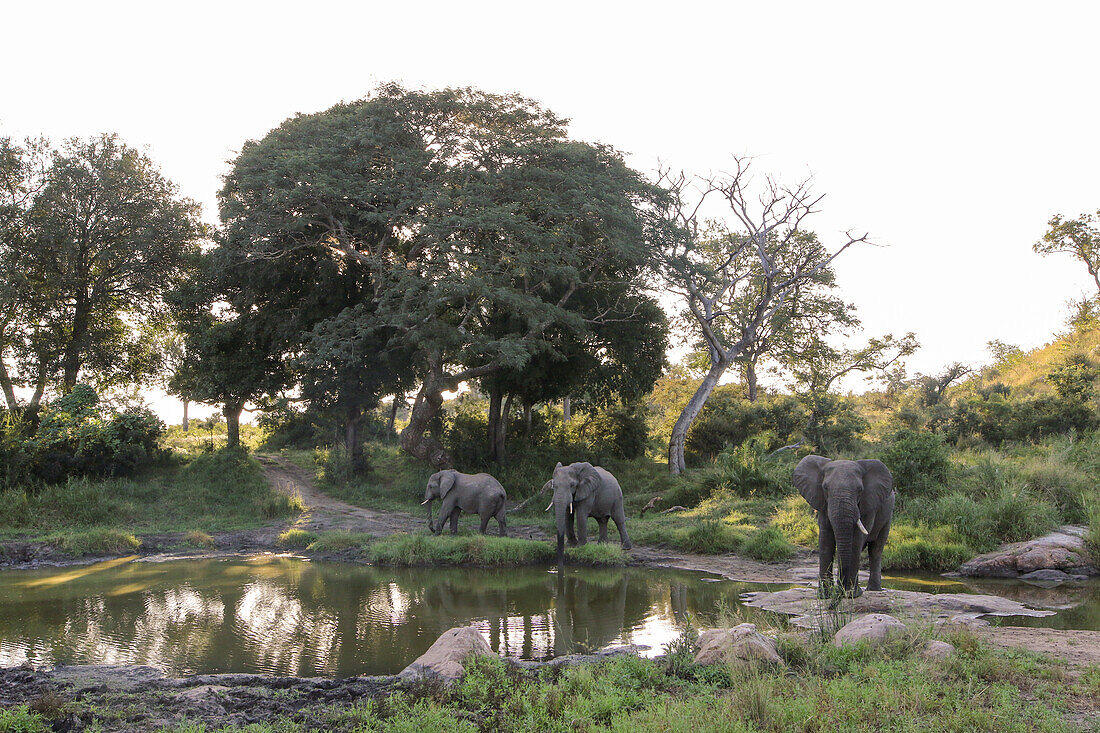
top-left (984, 626), bottom-right (1100, 668)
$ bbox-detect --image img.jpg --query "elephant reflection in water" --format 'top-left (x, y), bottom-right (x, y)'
top-left (552, 571), bottom-right (649, 656)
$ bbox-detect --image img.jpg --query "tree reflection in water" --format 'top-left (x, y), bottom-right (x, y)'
top-left (0, 557), bottom-right (777, 676)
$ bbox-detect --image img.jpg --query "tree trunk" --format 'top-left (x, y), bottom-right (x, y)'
top-left (182, 400), bottom-right (190, 431)
top-left (345, 406), bottom-right (361, 460)
top-left (28, 366), bottom-right (46, 411)
top-left (224, 402), bottom-right (244, 450)
top-left (746, 362), bottom-right (758, 402)
top-left (563, 395), bottom-right (571, 424)
top-left (387, 396), bottom-right (400, 435)
top-left (523, 403), bottom-right (532, 435)
top-left (62, 295), bottom-right (92, 392)
top-left (667, 357), bottom-right (730, 475)
top-left (0, 357), bottom-right (18, 410)
top-left (488, 386), bottom-right (503, 462)
top-left (400, 381), bottom-right (453, 469)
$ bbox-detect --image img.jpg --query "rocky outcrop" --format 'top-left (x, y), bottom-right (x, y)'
top-left (398, 626), bottom-right (493, 681)
top-left (833, 614), bottom-right (907, 647)
top-left (693, 624), bottom-right (782, 666)
top-left (742, 586), bottom-right (1055, 629)
top-left (958, 526), bottom-right (1095, 579)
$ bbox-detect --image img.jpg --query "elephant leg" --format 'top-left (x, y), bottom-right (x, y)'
top-left (844, 537), bottom-right (864, 598)
top-left (496, 507), bottom-right (507, 537)
top-left (612, 506), bottom-right (632, 550)
top-left (449, 507), bottom-right (460, 535)
top-left (566, 509), bottom-right (578, 546)
top-left (479, 511), bottom-right (491, 534)
top-left (575, 509), bottom-right (589, 545)
top-left (866, 525), bottom-right (890, 591)
top-left (597, 518), bottom-right (609, 543)
top-left (817, 513), bottom-right (836, 597)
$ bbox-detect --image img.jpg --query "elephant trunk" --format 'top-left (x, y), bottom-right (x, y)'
top-left (554, 492), bottom-right (571, 565)
top-left (829, 499), bottom-right (862, 596)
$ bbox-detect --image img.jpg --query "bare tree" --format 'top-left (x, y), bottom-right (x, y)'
top-left (658, 157), bottom-right (869, 474)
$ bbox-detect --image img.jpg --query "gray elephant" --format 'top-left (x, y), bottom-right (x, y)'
top-left (421, 469), bottom-right (507, 536)
top-left (547, 461), bottom-right (632, 563)
top-left (793, 455), bottom-right (895, 598)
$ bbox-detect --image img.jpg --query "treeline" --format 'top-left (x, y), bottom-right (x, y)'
top-left (3, 83), bottom-right (1098, 485)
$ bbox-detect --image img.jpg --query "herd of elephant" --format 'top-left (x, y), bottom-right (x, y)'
top-left (422, 456), bottom-right (897, 598)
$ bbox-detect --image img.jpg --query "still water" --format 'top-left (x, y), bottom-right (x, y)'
top-left (0, 556), bottom-right (780, 677)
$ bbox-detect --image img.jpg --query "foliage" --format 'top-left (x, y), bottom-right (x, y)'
top-left (694, 440), bottom-right (794, 500)
top-left (880, 523), bottom-right (973, 571)
top-left (45, 528), bottom-right (142, 557)
top-left (304, 531), bottom-right (373, 553)
top-left (684, 390), bottom-right (805, 465)
top-left (1, 133), bottom-right (204, 397)
top-left (366, 533), bottom-right (624, 567)
top-left (1035, 209), bottom-right (1100, 295)
top-left (0, 705), bottom-right (47, 733)
top-left (738, 526), bottom-right (795, 561)
top-left (908, 486), bottom-right (1058, 551)
top-left (276, 529), bottom-right (319, 548)
top-left (876, 428), bottom-right (951, 497)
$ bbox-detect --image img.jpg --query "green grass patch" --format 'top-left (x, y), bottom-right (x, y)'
top-left (881, 522), bottom-right (974, 571)
top-left (45, 528), bottom-right (142, 557)
top-left (367, 533), bottom-right (625, 567)
top-left (0, 704), bottom-right (47, 733)
top-left (772, 494), bottom-right (817, 546)
top-left (305, 530), bottom-right (373, 552)
top-left (260, 492), bottom-right (306, 519)
top-left (276, 529), bottom-right (319, 548)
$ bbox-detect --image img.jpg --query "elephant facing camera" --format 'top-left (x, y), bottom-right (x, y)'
top-left (793, 455), bottom-right (895, 599)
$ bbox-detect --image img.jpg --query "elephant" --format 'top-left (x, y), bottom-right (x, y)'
top-left (421, 469), bottom-right (507, 536)
top-left (793, 455), bottom-right (895, 598)
top-left (547, 461), bottom-right (632, 563)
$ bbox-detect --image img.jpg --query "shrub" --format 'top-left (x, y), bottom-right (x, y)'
top-left (877, 428), bottom-right (951, 497)
top-left (700, 439), bottom-right (791, 499)
top-left (0, 705), bottom-right (47, 733)
top-left (685, 391), bottom-right (806, 465)
top-left (184, 530), bottom-right (215, 548)
top-left (740, 527), bottom-right (795, 561)
top-left (773, 494), bottom-right (817, 546)
top-left (1085, 494), bottom-right (1100, 560)
top-left (672, 520), bottom-right (745, 554)
top-left (305, 530), bottom-right (372, 552)
top-left (881, 523), bottom-right (972, 571)
top-left (261, 492), bottom-right (307, 519)
top-left (982, 485), bottom-right (1058, 543)
top-left (585, 401), bottom-right (650, 460)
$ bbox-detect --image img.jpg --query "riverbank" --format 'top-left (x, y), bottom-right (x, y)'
top-left (1, 624), bottom-right (1096, 732)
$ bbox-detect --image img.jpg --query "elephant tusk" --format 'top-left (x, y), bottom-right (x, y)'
top-left (420, 499), bottom-right (431, 505)
top-left (569, 501), bottom-right (573, 514)
top-left (857, 518), bottom-right (869, 535)
top-left (545, 500), bottom-right (554, 512)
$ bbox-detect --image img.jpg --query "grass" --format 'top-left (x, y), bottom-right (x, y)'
top-left (0, 705), bottom-right (47, 733)
top-left (44, 528), bottom-right (142, 557)
top-left (276, 529), bottom-right (319, 548)
top-left (367, 532), bottom-right (626, 566)
top-left (304, 530), bottom-right (373, 552)
top-left (184, 530), bottom-right (216, 549)
top-left (87, 634), bottom-right (1098, 732)
top-left (881, 522), bottom-right (974, 571)
top-left (0, 449), bottom-right (304, 541)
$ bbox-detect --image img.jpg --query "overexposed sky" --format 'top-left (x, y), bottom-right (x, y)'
top-left (3, 1), bottom-right (1099, 420)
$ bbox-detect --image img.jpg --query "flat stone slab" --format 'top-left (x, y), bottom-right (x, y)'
top-left (958, 526), bottom-right (1096, 578)
top-left (742, 586), bottom-right (1055, 629)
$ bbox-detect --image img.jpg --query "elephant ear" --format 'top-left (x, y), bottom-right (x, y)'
top-left (439, 470), bottom-right (458, 499)
top-left (857, 459), bottom-right (893, 503)
top-left (573, 463), bottom-right (599, 502)
top-left (793, 455), bottom-right (831, 512)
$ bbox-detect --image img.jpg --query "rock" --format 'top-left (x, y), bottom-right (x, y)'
top-left (693, 624), bottom-right (782, 666)
top-left (833, 613), bottom-right (907, 647)
top-left (920, 640), bottom-right (955, 660)
top-left (398, 626), bottom-right (493, 681)
top-left (742, 586), bottom-right (1054, 629)
top-left (958, 526), bottom-right (1095, 578)
top-left (934, 613), bottom-right (989, 632)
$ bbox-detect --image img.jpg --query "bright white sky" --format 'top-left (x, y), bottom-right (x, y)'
top-left (3, 1), bottom-right (1099, 422)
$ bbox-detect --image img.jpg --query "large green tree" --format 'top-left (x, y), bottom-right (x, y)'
top-left (219, 85), bottom-right (669, 468)
top-left (1036, 211), bottom-right (1100, 295)
top-left (22, 134), bottom-right (203, 393)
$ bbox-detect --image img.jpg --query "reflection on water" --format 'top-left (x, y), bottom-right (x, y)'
top-left (0, 557), bottom-right (780, 677)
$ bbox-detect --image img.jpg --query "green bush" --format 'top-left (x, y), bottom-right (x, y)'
top-left (0, 705), bottom-right (47, 733)
top-left (305, 530), bottom-right (372, 552)
top-left (697, 440), bottom-right (791, 500)
top-left (877, 428), bottom-right (950, 497)
top-left (740, 527), bottom-right (795, 561)
top-left (277, 529), bottom-right (319, 548)
top-left (913, 486), bottom-right (1058, 550)
top-left (773, 495), bottom-right (817, 546)
top-left (685, 391), bottom-right (805, 465)
top-left (261, 492), bottom-right (306, 519)
top-left (881, 523), bottom-right (972, 571)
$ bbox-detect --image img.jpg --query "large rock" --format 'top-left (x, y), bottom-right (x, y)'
top-left (693, 624), bottom-right (782, 666)
top-left (920, 640), bottom-right (955, 660)
top-left (399, 626), bottom-right (493, 681)
top-left (742, 586), bottom-right (1055, 629)
top-left (958, 526), bottom-right (1096, 578)
top-left (833, 613), bottom-right (907, 647)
